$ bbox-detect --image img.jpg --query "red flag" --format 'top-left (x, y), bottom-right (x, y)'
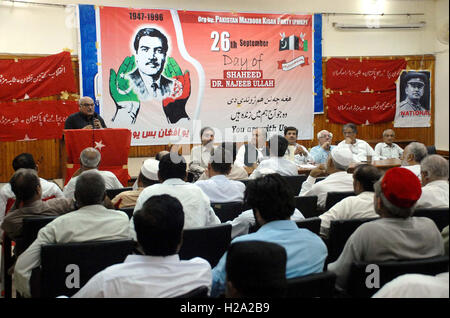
top-left (0, 52), bottom-right (77, 101)
top-left (0, 100), bottom-right (78, 141)
top-left (327, 91), bottom-right (396, 125)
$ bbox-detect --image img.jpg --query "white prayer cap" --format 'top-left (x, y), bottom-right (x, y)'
top-left (141, 159), bottom-right (159, 181)
top-left (330, 146), bottom-right (353, 168)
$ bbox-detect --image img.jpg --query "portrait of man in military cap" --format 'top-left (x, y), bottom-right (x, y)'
top-left (398, 71), bottom-right (430, 112)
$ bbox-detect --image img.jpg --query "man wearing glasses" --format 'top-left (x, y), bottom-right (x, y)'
top-left (309, 130), bottom-right (335, 164)
top-left (64, 96), bottom-right (107, 129)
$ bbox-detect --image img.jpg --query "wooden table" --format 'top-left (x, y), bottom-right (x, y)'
top-left (348, 158), bottom-right (402, 173)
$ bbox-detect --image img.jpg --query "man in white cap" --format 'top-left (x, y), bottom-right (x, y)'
top-left (299, 146), bottom-right (354, 209)
top-left (111, 159), bottom-right (160, 209)
top-left (328, 167), bottom-right (444, 292)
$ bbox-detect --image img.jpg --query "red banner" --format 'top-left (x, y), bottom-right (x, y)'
top-left (64, 129), bottom-right (132, 186)
top-left (0, 100), bottom-right (78, 141)
top-left (326, 58), bottom-right (406, 91)
top-left (327, 91), bottom-right (396, 124)
top-left (0, 52), bottom-right (77, 101)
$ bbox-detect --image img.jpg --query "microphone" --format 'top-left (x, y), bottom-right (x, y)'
top-left (91, 112), bottom-right (99, 129)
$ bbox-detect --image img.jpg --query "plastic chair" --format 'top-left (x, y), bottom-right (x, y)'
top-left (287, 271), bottom-right (337, 298)
top-left (326, 218), bottom-right (378, 264)
top-left (30, 239), bottom-right (135, 298)
top-left (283, 175), bottom-right (308, 195)
top-left (294, 196), bottom-right (319, 218)
top-left (106, 187), bottom-right (133, 200)
top-left (296, 217), bottom-right (321, 235)
top-left (325, 191), bottom-right (355, 211)
top-left (21, 216), bottom-right (58, 254)
top-left (346, 255), bottom-right (449, 298)
top-left (211, 201), bottom-right (244, 222)
top-left (413, 208), bottom-right (449, 232)
top-left (1, 233), bottom-right (13, 298)
top-left (179, 223), bottom-right (232, 267)
top-left (174, 285), bottom-right (209, 298)
top-left (119, 207), bottom-right (135, 220)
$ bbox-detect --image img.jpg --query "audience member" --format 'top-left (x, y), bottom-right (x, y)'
top-left (0, 153), bottom-right (63, 229)
top-left (338, 123), bottom-right (377, 162)
top-left (1, 169), bottom-right (75, 256)
top-left (188, 126), bottom-right (216, 181)
top-left (327, 167), bottom-right (444, 291)
top-left (111, 159), bottom-right (159, 209)
top-left (234, 128), bottom-right (268, 171)
top-left (310, 130), bottom-right (335, 164)
top-left (225, 241), bottom-right (287, 298)
top-left (211, 173), bottom-right (327, 297)
top-left (415, 154), bottom-right (449, 209)
top-left (73, 195), bottom-right (212, 298)
top-left (299, 146), bottom-right (354, 209)
top-left (63, 147), bottom-right (123, 200)
top-left (372, 272), bottom-right (449, 298)
top-left (195, 148), bottom-right (246, 203)
top-left (249, 135), bottom-right (298, 179)
top-left (442, 226), bottom-right (449, 256)
top-left (401, 142), bottom-right (428, 179)
top-left (319, 164), bottom-right (382, 238)
top-left (155, 150), bottom-right (169, 161)
top-left (283, 126), bottom-right (313, 164)
top-left (131, 153), bottom-right (220, 233)
top-left (220, 142), bottom-right (248, 180)
top-left (374, 129), bottom-right (404, 160)
top-left (14, 170), bottom-right (130, 297)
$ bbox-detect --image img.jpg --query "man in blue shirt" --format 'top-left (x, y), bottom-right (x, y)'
top-left (310, 130), bottom-right (335, 164)
top-left (211, 173), bottom-right (328, 297)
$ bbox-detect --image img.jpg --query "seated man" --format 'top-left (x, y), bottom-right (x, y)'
top-left (155, 150), bottom-right (169, 161)
top-left (283, 126), bottom-right (313, 164)
top-left (299, 146), bottom-right (354, 209)
top-left (327, 167), bottom-right (444, 292)
top-left (132, 153), bottom-right (220, 231)
top-left (1, 153), bottom-right (63, 229)
top-left (1, 169), bottom-right (75, 256)
top-left (188, 126), bottom-right (216, 181)
top-left (14, 170), bottom-right (130, 297)
top-left (63, 147), bottom-right (123, 200)
top-left (401, 142), bottom-right (428, 179)
top-left (416, 154), bottom-right (449, 209)
top-left (211, 173), bottom-right (327, 297)
top-left (225, 241), bottom-right (287, 298)
top-left (111, 158), bottom-right (160, 209)
top-left (338, 123), bottom-right (376, 162)
top-left (249, 135), bottom-right (298, 179)
top-left (319, 164), bottom-right (382, 238)
top-left (374, 129), bottom-right (404, 160)
top-left (310, 130), bottom-right (335, 164)
top-left (73, 195), bottom-right (212, 298)
top-left (195, 148), bottom-right (246, 203)
top-left (234, 127), bottom-right (269, 172)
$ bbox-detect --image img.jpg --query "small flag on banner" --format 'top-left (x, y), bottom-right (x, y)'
top-left (279, 34), bottom-right (299, 51)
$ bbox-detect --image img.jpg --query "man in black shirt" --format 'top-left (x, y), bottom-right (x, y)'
top-left (64, 96), bottom-right (107, 129)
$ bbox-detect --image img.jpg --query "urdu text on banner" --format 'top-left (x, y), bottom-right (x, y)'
top-left (94, 7), bottom-right (315, 146)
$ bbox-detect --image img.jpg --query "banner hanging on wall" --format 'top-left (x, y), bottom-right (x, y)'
top-left (90, 6), bottom-right (316, 145)
top-left (394, 70), bottom-right (431, 128)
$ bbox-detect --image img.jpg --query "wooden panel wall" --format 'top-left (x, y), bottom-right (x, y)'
top-left (0, 54), bottom-right (439, 182)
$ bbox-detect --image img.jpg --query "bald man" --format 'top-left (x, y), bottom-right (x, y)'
top-left (64, 96), bottom-right (107, 129)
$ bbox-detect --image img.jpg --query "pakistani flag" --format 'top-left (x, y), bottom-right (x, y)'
top-left (279, 35), bottom-right (299, 51)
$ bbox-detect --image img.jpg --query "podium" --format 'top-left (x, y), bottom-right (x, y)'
top-left (63, 128), bottom-right (132, 186)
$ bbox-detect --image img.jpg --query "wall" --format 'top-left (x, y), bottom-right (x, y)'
top-left (0, 0), bottom-right (448, 151)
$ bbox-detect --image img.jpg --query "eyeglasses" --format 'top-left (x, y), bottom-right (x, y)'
top-left (81, 103), bottom-right (95, 107)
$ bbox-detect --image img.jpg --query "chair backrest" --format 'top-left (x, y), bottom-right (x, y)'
top-left (22, 216), bottom-right (58, 253)
top-left (413, 208), bottom-right (449, 232)
top-left (211, 201), bottom-right (244, 222)
top-left (347, 255), bottom-right (449, 298)
top-left (326, 217), bottom-right (378, 264)
top-left (1, 233), bottom-right (13, 298)
top-left (106, 187), bottom-right (133, 200)
top-left (33, 239), bottom-right (135, 298)
top-left (287, 271), bottom-right (337, 298)
top-left (325, 191), bottom-right (356, 211)
top-left (239, 179), bottom-right (250, 188)
top-left (179, 223), bottom-right (232, 268)
top-left (294, 196), bottom-right (319, 218)
top-left (174, 285), bottom-right (209, 298)
top-left (282, 175), bottom-right (308, 195)
top-left (119, 207), bottom-right (135, 220)
top-left (296, 217), bottom-right (321, 235)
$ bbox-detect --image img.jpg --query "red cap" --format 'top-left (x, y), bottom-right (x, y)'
top-left (381, 167), bottom-right (422, 208)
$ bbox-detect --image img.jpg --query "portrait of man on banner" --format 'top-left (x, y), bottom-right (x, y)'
top-left (394, 70), bottom-right (431, 128)
top-left (109, 27), bottom-right (191, 125)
